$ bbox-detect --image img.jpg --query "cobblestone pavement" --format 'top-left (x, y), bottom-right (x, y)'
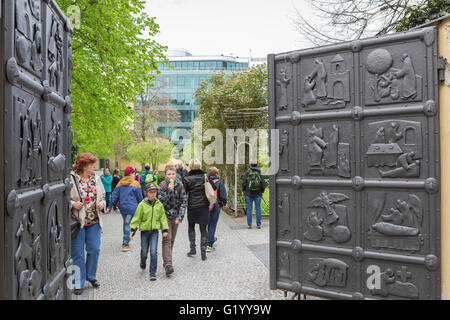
top-left (71, 211), bottom-right (287, 300)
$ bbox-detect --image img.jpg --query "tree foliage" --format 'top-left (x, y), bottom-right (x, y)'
top-left (396, 0), bottom-right (450, 31)
top-left (193, 66), bottom-right (268, 197)
top-left (292, 0), bottom-right (423, 46)
top-left (56, 0), bottom-right (167, 158)
top-left (126, 139), bottom-right (174, 171)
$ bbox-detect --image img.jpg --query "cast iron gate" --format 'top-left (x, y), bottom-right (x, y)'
top-left (1, 0), bottom-right (73, 299)
top-left (269, 27), bottom-right (441, 300)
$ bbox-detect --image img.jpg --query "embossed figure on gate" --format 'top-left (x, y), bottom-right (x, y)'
top-left (18, 97), bottom-right (43, 186)
top-left (366, 49), bottom-right (423, 104)
top-left (366, 120), bottom-right (422, 178)
top-left (48, 16), bottom-right (64, 92)
top-left (279, 251), bottom-right (291, 279)
top-left (304, 191), bottom-right (351, 243)
top-left (369, 266), bottom-right (419, 299)
top-left (308, 258), bottom-right (349, 287)
top-left (276, 67), bottom-right (290, 111)
top-left (14, 208), bottom-right (42, 300)
top-left (15, 0), bottom-right (43, 73)
top-left (278, 193), bottom-right (290, 236)
top-left (279, 129), bottom-right (289, 172)
top-left (368, 192), bottom-right (424, 252)
top-left (305, 124), bottom-right (351, 177)
top-left (301, 54), bottom-right (350, 110)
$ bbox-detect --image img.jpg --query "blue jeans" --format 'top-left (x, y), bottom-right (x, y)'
top-left (71, 223), bottom-right (102, 289)
top-left (245, 195), bottom-right (262, 227)
top-left (122, 214), bottom-right (134, 246)
top-left (207, 206), bottom-right (221, 247)
top-left (105, 192), bottom-right (111, 209)
top-left (141, 230), bottom-right (159, 276)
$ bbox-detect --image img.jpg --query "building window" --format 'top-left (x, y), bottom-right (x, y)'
top-left (177, 93), bottom-right (185, 105)
top-left (199, 61), bottom-right (206, 70)
top-left (194, 61), bottom-right (199, 70)
top-left (177, 76), bottom-right (185, 88)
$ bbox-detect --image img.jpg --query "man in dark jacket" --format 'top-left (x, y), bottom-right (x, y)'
top-left (242, 160), bottom-right (266, 229)
top-left (206, 167), bottom-right (227, 252)
top-left (107, 166), bottom-right (143, 251)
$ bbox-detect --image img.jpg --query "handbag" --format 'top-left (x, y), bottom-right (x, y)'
top-left (204, 174), bottom-right (217, 206)
top-left (70, 174), bottom-right (82, 240)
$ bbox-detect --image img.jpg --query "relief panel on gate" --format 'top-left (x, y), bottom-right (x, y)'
top-left (275, 64), bottom-right (292, 113)
top-left (302, 121), bottom-right (352, 177)
top-left (364, 119), bottom-right (423, 179)
top-left (14, 94), bottom-right (43, 187)
top-left (47, 106), bottom-right (66, 181)
top-left (366, 192), bottom-right (425, 253)
top-left (15, 0), bottom-right (44, 75)
top-left (278, 126), bottom-right (292, 174)
top-left (364, 262), bottom-right (422, 299)
top-left (364, 47), bottom-right (424, 106)
top-left (14, 206), bottom-right (43, 300)
top-left (48, 200), bottom-right (65, 277)
top-left (277, 189), bottom-right (291, 238)
top-left (302, 190), bottom-right (354, 245)
top-left (278, 250), bottom-right (292, 280)
top-left (47, 14), bottom-right (64, 94)
top-left (299, 53), bottom-right (352, 111)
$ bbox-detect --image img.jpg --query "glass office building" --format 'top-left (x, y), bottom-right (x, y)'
top-left (146, 49), bottom-right (265, 145)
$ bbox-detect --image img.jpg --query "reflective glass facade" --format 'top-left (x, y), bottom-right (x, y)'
top-left (148, 53), bottom-right (253, 144)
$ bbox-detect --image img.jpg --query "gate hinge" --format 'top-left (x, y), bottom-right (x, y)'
top-left (438, 56), bottom-right (447, 81)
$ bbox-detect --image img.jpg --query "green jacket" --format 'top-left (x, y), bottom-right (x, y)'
top-left (130, 199), bottom-right (169, 232)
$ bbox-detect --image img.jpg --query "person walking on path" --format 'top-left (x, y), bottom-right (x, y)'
top-left (176, 161), bottom-right (188, 180)
top-left (107, 166), bottom-right (142, 252)
top-left (101, 168), bottom-right (113, 211)
top-left (70, 153), bottom-right (106, 295)
top-left (130, 183), bottom-right (169, 281)
top-left (182, 158), bottom-right (217, 261)
top-left (206, 167), bottom-right (227, 252)
top-left (134, 168), bottom-right (141, 184)
top-left (158, 165), bottom-right (188, 276)
top-left (242, 160), bottom-right (267, 229)
top-left (111, 169), bottom-right (121, 213)
top-left (141, 165), bottom-right (158, 195)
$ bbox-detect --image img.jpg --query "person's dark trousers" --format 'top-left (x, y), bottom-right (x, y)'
top-left (207, 206), bottom-right (221, 247)
top-left (140, 230), bottom-right (159, 277)
top-left (245, 195), bottom-right (262, 227)
top-left (188, 223), bottom-right (208, 252)
top-left (71, 223), bottom-right (102, 289)
top-left (105, 192), bottom-right (111, 209)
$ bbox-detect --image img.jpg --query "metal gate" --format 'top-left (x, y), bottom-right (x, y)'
top-left (269, 27), bottom-right (441, 299)
top-left (1, 0), bottom-right (73, 299)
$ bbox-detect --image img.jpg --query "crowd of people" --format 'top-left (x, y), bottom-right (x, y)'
top-left (69, 153), bottom-right (266, 295)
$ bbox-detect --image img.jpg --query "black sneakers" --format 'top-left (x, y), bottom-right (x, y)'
top-left (187, 249), bottom-right (196, 257)
top-left (150, 275), bottom-right (157, 281)
top-left (88, 279), bottom-right (100, 288)
top-left (140, 261), bottom-right (146, 270)
top-left (165, 265), bottom-right (174, 276)
top-left (73, 288), bottom-right (83, 295)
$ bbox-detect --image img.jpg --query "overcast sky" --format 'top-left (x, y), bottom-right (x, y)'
top-left (144, 0), bottom-right (314, 58)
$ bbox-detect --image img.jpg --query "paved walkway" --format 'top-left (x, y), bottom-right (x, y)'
top-left (72, 211), bottom-right (286, 300)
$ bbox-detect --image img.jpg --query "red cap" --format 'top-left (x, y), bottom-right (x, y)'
top-left (125, 166), bottom-right (135, 176)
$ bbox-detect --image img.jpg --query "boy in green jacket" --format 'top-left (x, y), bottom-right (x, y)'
top-left (130, 183), bottom-right (169, 281)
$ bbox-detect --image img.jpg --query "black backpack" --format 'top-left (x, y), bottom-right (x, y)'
top-left (246, 170), bottom-right (262, 191)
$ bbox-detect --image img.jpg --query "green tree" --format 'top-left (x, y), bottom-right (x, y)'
top-left (395, 0), bottom-right (450, 31)
top-left (126, 138), bottom-right (174, 171)
top-left (56, 0), bottom-right (168, 158)
top-left (193, 66), bottom-right (268, 212)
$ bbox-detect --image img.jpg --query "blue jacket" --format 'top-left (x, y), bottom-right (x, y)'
top-left (141, 170), bottom-right (157, 190)
top-left (109, 176), bottom-right (143, 215)
top-left (209, 176), bottom-right (227, 208)
top-left (101, 174), bottom-right (113, 193)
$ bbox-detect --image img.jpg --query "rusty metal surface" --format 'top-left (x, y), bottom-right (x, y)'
top-left (2, 0), bottom-right (72, 300)
top-left (269, 27), bottom-right (441, 300)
